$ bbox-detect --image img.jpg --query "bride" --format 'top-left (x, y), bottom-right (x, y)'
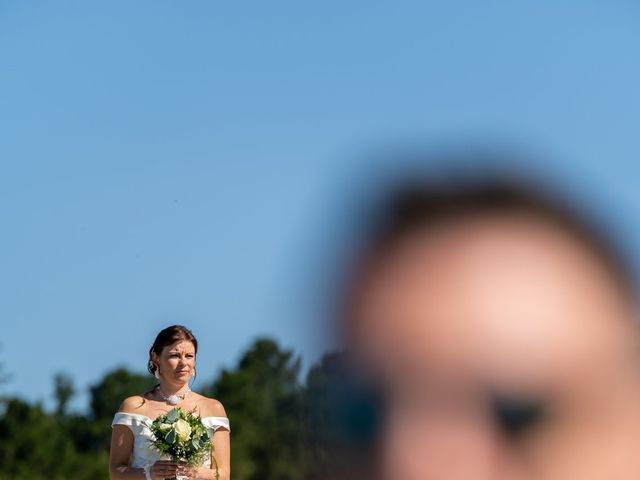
top-left (109, 325), bottom-right (230, 480)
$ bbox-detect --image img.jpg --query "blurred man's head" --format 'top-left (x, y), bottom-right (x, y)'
top-left (342, 177), bottom-right (640, 480)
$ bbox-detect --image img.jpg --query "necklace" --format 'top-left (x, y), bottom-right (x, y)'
top-left (156, 385), bottom-right (190, 406)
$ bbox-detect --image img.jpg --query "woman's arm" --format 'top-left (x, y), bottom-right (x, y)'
top-left (109, 396), bottom-right (145, 480)
top-left (110, 395), bottom-right (180, 480)
top-left (108, 424), bottom-right (143, 479)
top-left (187, 428), bottom-right (230, 480)
top-left (210, 428), bottom-right (231, 480)
top-left (190, 398), bottom-right (231, 480)
top-left (109, 425), bottom-right (180, 480)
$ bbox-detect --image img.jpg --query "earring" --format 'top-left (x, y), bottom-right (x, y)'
top-left (154, 365), bottom-right (161, 380)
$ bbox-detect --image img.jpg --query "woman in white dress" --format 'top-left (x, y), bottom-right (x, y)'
top-left (109, 325), bottom-right (230, 480)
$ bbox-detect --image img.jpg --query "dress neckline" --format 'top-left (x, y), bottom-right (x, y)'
top-left (115, 411), bottom-right (228, 423)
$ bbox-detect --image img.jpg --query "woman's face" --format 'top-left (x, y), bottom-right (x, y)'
top-left (153, 340), bottom-right (196, 384)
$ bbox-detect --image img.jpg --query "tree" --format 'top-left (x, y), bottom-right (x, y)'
top-left (0, 397), bottom-right (105, 480)
top-left (201, 338), bottom-right (305, 480)
top-left (0, 339), bottom-right (362, 480)
top-left (0, 344), bottom-right (11, 388)
top-left (303, 351), bottom-right (381, 480)
top-left (89, 367), bottom-right (154, 421)
top-left (53, 373), bottom-right (75, 416)
top-left (85, 367), bottom-right (155, 453)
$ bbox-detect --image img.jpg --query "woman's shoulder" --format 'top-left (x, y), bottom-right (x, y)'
top-left (118, 394), bottom-right (149, 415)
top-left (193, 393), bottom-right (227, 417)
top-left (112, 395), bottom-right (153, 429)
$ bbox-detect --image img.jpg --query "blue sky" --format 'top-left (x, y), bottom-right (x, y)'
top-left (1, 1), bottom-right (640, 411)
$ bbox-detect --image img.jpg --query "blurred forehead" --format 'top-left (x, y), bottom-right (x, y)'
top-left (349, 215), bottom-right (635, 388)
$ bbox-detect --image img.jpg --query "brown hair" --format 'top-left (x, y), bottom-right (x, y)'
top-left (147, 325), bottom-right (199, 376)
top-left (344, 177), bottom-right (635, 323)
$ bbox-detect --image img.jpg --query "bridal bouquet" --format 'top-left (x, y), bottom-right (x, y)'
top-left (150, 407), bottom-right (213, 470)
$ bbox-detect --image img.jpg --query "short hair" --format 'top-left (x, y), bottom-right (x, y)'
top-left (344, 176), bottom-right (635, 315)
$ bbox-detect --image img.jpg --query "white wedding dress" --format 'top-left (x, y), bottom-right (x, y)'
top-left (112, 412), bottom-right (230, 469)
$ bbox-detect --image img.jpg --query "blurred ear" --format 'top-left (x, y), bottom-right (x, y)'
top-left (151, 351), bottom-right (160, 363)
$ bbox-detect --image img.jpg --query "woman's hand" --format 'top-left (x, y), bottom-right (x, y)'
top-left (175, 463), bottom-right (217, 480)
top-left (175, 462), bottom-right (192, 478)
top-left (150, 460), bottom-right (179, 479)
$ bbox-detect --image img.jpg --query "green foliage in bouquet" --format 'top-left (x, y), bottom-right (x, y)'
top-left (150, 407), bottom-right (213, 466)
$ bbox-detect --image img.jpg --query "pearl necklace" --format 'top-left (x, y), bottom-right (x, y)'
top-left (156, 385), bottom-right (190, 406)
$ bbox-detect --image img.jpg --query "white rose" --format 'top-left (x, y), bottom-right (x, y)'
top-left (174, 418), bottom-right (192, 441)
top-left (159, 423), bottom-right (172, 431)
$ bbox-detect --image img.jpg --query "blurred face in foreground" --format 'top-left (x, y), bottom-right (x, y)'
top-left (348, 214), bottom-right (640, 480)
